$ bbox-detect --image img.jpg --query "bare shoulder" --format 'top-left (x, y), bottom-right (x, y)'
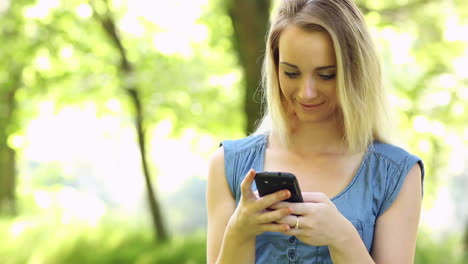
top-left (208, 146), bottom-right (225, 176)
top-left (407, 162), bottom-right (423, 182)
top-left (207, 146), bottom-right (229, 201)
top-left (371, 163), bottom-right (422, 263)
top-left (206, 146), bottom-right (236, 263)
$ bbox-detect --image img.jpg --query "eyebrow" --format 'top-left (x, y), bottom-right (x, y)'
top-left (279, 62), bottom-right (336, 71)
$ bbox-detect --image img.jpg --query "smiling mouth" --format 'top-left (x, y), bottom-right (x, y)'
top-left (299, 102), bottom-right (325, 108)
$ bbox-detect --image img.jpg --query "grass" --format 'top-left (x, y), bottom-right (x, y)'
top-left (0, 215), bottom-right (206, 264)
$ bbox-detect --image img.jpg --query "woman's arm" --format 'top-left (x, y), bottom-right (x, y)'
top-left (206, 147), bottom-right (293, 264)
top-left (326, 163), bottom-right (422, 263)
top-left (206, 147), bottom-right (249, 264)
top-left (371, 163), bottom-right (423, 263)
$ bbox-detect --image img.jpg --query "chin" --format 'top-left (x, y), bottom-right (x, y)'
top-left (294, 111), bottom-right (338, 124)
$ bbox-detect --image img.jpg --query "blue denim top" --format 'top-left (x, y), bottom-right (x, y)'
top-left (221, 133), bottom-right (424, 264)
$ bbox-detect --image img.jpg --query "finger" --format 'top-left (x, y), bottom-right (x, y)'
top-left (269, 201), bottom-right (295, 210)
top-left (270, 202), bottom-right (311, 216)
top-left (253, 190), bottom-right (259, 199)
top-left (302, 192), bottom-right (332, 204)
top-left (240, 169), bottom-right (257, 200)
top-left (278, 215), bottom-right (304, 236)
top-left (273, 202), bottom-right (326, 216)
top-left (274, 214), bottom-right (298, 227)
top-left (257, 207), bottom-right (292, 224)
top-left (259, 222), bottom-right (291, 233)
top-left (253, 190), bottom-right (291, 212)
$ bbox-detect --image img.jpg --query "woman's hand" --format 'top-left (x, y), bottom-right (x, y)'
top-left (271, 192), bottom-right (356, 247)
top-left (224, 169), bottom-right (294, 243)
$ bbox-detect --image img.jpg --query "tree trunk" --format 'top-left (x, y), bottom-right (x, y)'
top-left (0, 74), bottom-right (20, 216)
top-left (91, 1), bottom-right (168, 243)
top-left (227, 0), bottom-right (271, 134)
top-left (464, 222), bottom-right (468, 259)
top-left (0, 143), bottom-right (16, 215)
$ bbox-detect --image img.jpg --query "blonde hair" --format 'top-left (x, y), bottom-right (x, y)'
top-left (254, 0), bottom-right (392, 152)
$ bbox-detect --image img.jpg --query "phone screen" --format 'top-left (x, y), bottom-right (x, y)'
top-left (254, 171), bottom-right (303, 202)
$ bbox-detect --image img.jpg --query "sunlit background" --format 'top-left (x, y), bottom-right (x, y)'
top-left (1, 0), bottom-right (467, 263)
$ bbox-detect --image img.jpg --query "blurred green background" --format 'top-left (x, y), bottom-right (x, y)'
top-left (0, 0), bottom-right (467, 263)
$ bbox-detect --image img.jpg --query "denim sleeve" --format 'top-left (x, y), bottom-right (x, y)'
top-left (220, 135), bottom-right (267, 205)
top-left (220, 140), bottom-right (238, 199)
top-left (377, 154), bottom-right (424, 218)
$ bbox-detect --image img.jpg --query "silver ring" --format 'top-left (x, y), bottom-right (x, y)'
top-left (294, 216), bottom-right (300, 229)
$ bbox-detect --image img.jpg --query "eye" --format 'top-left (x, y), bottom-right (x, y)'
top-left (319, 74), bottom-right (336, 80)
top-left (284, 71), bottom-right (300, 78)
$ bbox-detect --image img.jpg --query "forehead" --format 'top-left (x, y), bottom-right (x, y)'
top-left (278, 25), bottom-right (336, 66)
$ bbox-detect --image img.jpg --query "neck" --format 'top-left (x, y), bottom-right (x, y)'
top-left (271, 118), bottom-right (347, 156)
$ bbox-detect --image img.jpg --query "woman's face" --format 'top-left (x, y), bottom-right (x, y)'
top-left (278, 25), bottom-right (338, 124)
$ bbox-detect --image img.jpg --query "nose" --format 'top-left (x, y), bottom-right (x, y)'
top-left (300, 76), bottom-right (318, 99)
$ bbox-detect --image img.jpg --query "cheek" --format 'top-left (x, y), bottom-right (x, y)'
top-left (277, 78), bottom-right (295, 113)
top-left (324, 82), bottom-right (337, 99)
top-left (327, 84), bottom-right (339, 107)
top-left (278, 77), bottom-right (293, 98)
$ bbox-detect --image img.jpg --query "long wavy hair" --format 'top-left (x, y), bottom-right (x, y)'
top-left (254, 0), bottom-right (392, 152)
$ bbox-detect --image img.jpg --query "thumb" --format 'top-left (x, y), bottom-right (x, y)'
top-left (240, 169), bottom-right (256, 201)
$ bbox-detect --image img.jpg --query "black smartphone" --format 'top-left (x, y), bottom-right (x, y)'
top-left (254, 171), bottom-right (303, 202)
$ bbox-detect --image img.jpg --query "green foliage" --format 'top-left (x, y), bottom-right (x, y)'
top-left (199, 0), bottom-right (236, 52)
top-left (355, 0), bottom-right (468, 203)
top-left (0, 216), bottom-right (206, 264)
top-left (2, 0), bottom-right (245, 144)
top-left (415, 230), bottom-right (466, 264)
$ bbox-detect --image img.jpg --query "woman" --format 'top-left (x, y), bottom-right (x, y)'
top-left (206, 0), bottom-right (424, 263)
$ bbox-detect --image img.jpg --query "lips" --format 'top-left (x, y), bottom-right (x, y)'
top-left (299, 101), bottom-right (325, 109)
